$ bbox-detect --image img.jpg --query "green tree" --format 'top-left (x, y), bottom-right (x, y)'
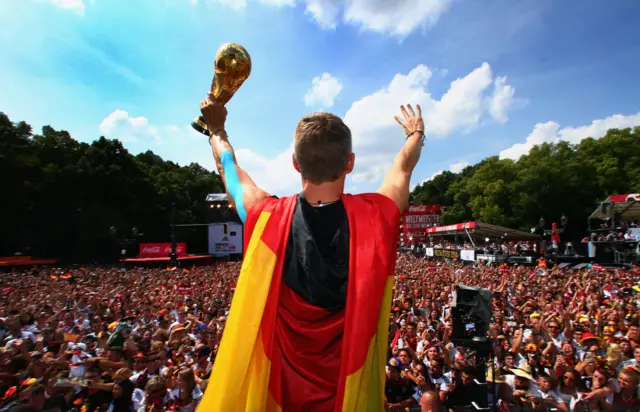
top-left (0, 112), bottom-right (224, 262)
top-left (411, 126), bottom-right (640, 238)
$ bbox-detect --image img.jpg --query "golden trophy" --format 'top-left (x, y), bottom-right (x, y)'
top-left (191, 43), bottom-right (252, 136)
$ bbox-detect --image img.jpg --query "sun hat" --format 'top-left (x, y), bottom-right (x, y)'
top-left (510, 364), bottom-right (534, 380)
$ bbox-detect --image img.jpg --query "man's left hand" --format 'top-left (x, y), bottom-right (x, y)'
top-left (200, 93), bottom-right (227, 132)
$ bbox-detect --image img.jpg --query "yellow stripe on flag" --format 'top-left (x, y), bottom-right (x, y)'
top-left (342, 276), bottom-right (394, 412)
top-left (199, 212), bottom-right (277, 411)
top-left (244, 329), bottom-right (273, 411)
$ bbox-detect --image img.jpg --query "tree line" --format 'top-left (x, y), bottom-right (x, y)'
top-left (411, 126), bottom-right (640, 241)
top-left (0, 112), bottom-right (224, 262)
top-left (1, 111), bottom-right (639, 261)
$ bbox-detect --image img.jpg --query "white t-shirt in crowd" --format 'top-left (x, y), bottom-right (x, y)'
top-left (538, 389), bottom-right (565, 404)
top-left (167, 386), bottom-right (203, 412)
top-left (428, 371), bottom-right (452, 393)
top-left (549, 332), bottom-right (566, 350)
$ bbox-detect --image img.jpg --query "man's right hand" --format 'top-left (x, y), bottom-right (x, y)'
top-left (200, 93), bottom-right (227, 132)
top-left (200, 92), bottom-right (271, 222)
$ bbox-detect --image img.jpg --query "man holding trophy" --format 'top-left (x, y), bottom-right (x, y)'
top-left (196, 43), bottom-right (425, 411)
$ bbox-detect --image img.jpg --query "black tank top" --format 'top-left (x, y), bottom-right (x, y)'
top-left (281, 193), bottom-right (350, 311)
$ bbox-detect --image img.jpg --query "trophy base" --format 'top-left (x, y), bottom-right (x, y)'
top-left (191, 116), bottom-right (211, 136)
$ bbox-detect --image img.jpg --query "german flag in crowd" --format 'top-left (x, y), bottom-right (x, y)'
top-left (199, 193), bottom-right (400, 411)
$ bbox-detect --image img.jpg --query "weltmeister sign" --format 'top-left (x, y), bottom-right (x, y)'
top-left (402, 204), bottom-right (441, 237)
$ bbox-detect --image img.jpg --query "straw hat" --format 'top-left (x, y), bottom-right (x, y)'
top-left (510, 364), bottom-right (534, 380)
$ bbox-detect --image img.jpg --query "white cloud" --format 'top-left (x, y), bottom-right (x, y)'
top-left (304, 0), bottom-right (340, 29)
top-left (413, 159), bottom-right (468, 189)
top-left (192, 0), bottom-right (451, 36)
top-left (450, 160), bottom-right (470, 173)
top-left (235, 146), bottom-right (300, 196)
top-left (196, 0), bottom-right (293, 10)
top-left (559, 113), bottom-right (640, 144)
top-left (344, 62), bottom-right (516, 183)
top-left (259, 0), bottom-right (295, 6)
top-left (342, 0), bottom-right (451, 36)
top-left (427, 169), bottom-right (444, 181)
top-left (97, 109), bottom-right (297, 194)
top-left (46, 0), bottom-right (85, 14)
top-left (499, 121), bottom-right (559, 161)
top-left (228, 62), bottom-right (515, 194)
top-left (303, 0), bottom-right (452, 36)
top-left (214, 0), bottom-right (247, 10)
top-left (222, 62), bottom-right (515, 194)
top-left (499, 112), bottom-right (640, 160)
top-left (489, 76), bottom-right (515, 124)
top-left (350, 156), bottom-right (392, 184)
top-left (304, 73), bottom-right (343, 109)
top-left (410, 169), bottom-right (442, 191)
top-left (99, 109), bottom-right (163, 143)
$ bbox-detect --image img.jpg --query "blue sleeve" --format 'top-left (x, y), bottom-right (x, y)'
top-left (220, 150), bottom-right (247, 223)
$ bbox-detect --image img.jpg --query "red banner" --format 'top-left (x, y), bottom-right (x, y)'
top-left (402, 205), bottom-right (441, 240)
top-left (139, 243), bottom-right (187, 258)
top-left (425, 222), bottom-right (476, 233)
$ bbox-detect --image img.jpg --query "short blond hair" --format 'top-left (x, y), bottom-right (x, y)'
top-left (294, 113), bottom-right (352, 184)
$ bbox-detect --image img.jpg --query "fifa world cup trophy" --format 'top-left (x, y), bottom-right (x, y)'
top-left (191, 43), bottom-right (252, 136)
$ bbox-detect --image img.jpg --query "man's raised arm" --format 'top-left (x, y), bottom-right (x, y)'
top-left (377, 104), bottom-right (425, 212)
top-left (200, 94), bottom-right (271, 222)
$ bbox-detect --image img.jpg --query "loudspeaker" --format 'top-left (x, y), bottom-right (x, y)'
top-left (451, 285), bottom-right (492, 343)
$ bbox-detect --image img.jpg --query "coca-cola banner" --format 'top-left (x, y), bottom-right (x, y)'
top-left (139, 243), bottom-right (187, 258)
top-left (402, 204), bottom-right (441, 237)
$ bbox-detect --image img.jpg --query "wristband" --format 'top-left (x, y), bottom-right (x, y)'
top-left (407, 130), bottom-right (425, 145)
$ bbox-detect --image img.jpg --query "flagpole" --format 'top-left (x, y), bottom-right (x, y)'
top-left (170, 203), bottom-right (178, 266)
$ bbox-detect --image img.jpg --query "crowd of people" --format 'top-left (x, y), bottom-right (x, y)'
top-left (389, 254), bottom-right (640, 411)
top-left (418, 240), bottom-right (537, 256)
top-left (588, 230), bottom-right (640, 243)
top-left (0, 253), bottom-right (638, 411)
top-left (0, 263), bottom-right (238, 412)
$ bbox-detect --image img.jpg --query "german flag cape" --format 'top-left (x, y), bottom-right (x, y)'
top-left (200, 193), bottom-right (400, 411)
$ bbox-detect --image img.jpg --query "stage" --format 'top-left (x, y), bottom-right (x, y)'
top-left (0, 256), bottom-right (58, 267)
top-left (121, 255), bottom-right (212, 263)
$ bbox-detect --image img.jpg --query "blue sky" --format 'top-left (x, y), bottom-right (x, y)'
top-left (1, 0), bottom-right (639, 196)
